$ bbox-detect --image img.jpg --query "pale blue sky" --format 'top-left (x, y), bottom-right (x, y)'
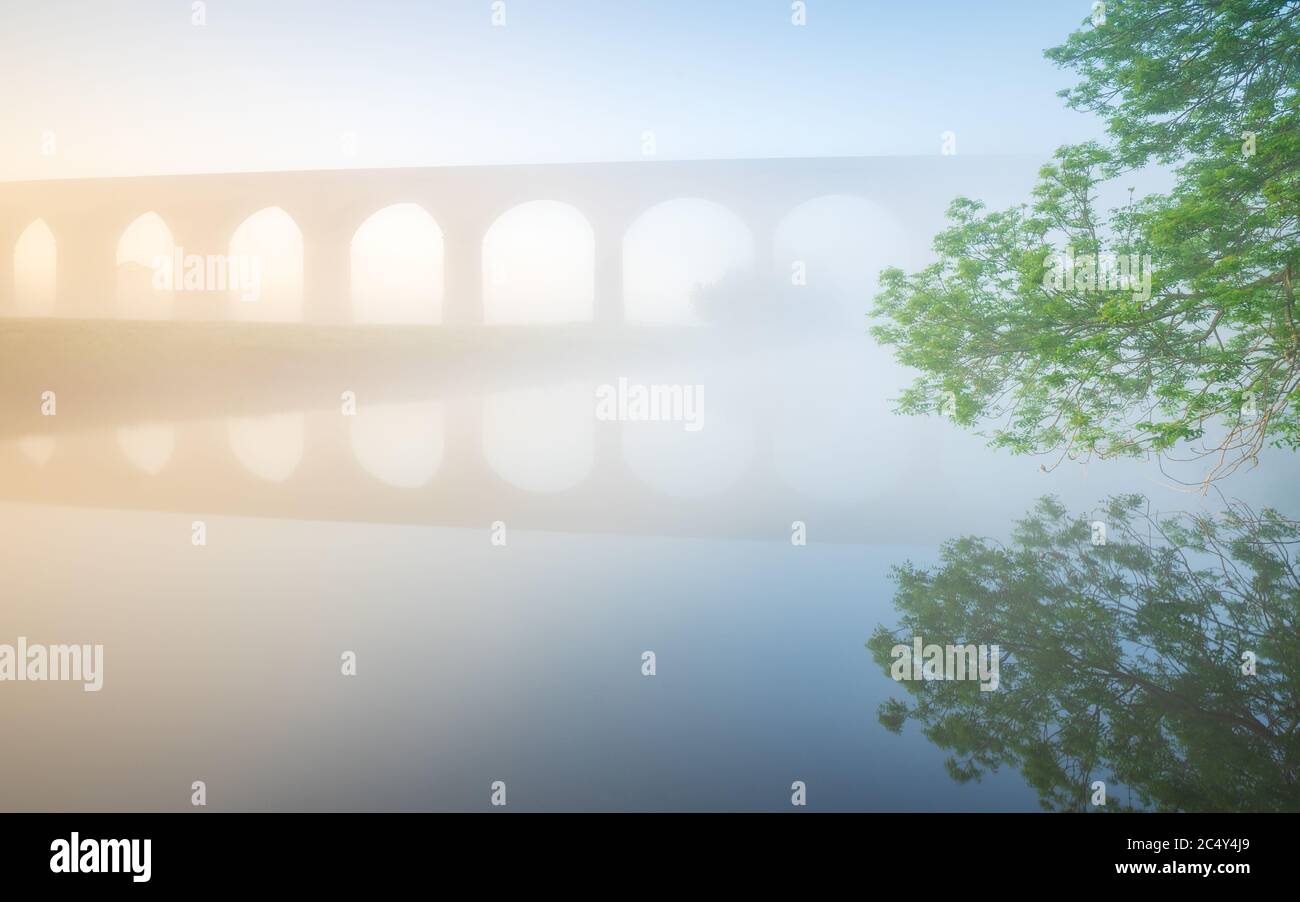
top-left (1, 0), bottom-right (1107, 179)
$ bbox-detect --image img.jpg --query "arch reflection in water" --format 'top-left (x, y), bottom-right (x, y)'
top-left (770, 344), bottom-right (922, 505)
top-left (228, 413), bottom-right (305, 482)
top-left (116, 423), bottom-right (176, 475)
top-left (16, 435), bottom-right (56, 466)
top-left (484, 384), bottom-right (594, 492)
top-left (351, 401), bottom-right (445, 488)
top-left (622, 410), bottom-right (752, 498)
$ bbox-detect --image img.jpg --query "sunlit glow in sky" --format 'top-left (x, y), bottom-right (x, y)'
top-left (0, 0), bottom-right (1103, 181)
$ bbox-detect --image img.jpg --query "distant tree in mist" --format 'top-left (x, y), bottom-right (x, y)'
top-left (692, 268), bottom-right (843, 335)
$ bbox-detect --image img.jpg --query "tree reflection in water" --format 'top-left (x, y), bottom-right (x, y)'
top-left (868, 494), bottom-right (1300, 811)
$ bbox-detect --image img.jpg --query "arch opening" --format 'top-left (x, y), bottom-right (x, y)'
top-left (116, 211), bottom-right (176, 320)
top-left (482, 200), bottom-right (594, 324)
top-left (351, 203), bottom-right (444, 324)
top-left (13, 219), bottom-right (57, 318)
top-left (623, 199), bottom-right (753, 325)
top-left (229, 207), bottom-right (303, 322)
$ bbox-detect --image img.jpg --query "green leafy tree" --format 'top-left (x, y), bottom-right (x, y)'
top-left (867, 494), bottom-right (1300, 811)
top-left (871, 1), bottom-right (1299, 485)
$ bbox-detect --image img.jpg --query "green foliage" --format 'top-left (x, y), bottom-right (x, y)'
top-left (866, 495), bottom-right (1300, 811)
top-left (871, 1), bottom-right (1300, 485)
